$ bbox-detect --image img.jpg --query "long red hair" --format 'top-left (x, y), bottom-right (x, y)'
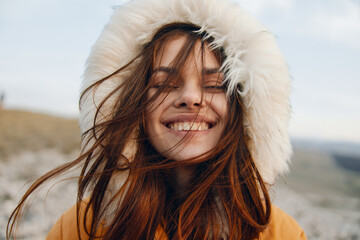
top-left (7, 23), bottom-right (271, 240)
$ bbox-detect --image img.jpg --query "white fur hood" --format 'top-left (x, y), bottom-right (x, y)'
top-left (79, 0), bottom-right (292, 184)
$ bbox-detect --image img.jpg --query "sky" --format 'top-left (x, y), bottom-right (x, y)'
top-left (1, 0), bottom-right (359, 143)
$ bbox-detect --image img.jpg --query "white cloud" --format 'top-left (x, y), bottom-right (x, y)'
top-left (305, 0), bottom-right (360, 48)
top-left (234, 0), bottom-right (294, 16)
top-left (234, 0), bottom-right (360, 49)
top-left (290, 116), bottom-right (360, 143)
top-left (0, 0), bottom-right (49, 19)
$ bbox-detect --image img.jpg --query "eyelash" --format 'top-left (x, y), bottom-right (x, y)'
top-left (151, 84), bottom-right (224, 91)
top-left (152, 84), bottom-right (179, 89)
top-left (204, 86), bottom-right (224, 90)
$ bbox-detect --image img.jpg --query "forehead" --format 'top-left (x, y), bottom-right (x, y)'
top-left (153, 34), bottom-right (220, 69)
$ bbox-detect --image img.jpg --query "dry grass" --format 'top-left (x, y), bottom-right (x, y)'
top-left (0, 109), bottom-right (80, 159)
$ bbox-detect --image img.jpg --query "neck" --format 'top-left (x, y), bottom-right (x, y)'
top-left (172, 165), bottom-right (196, 198)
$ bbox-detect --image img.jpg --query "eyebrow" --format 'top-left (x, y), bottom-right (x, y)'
top-left (153, 66), bottom-right (177, 74)
top-left (203, 68), bottom-right (222, 75)
top-left (152, 66), bottom-right (221, 74)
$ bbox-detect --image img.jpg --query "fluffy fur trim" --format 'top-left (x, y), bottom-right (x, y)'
top-left (79, 0), bottom-right (292, 184)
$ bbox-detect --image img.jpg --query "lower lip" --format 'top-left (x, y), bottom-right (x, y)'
top-left (164, 125), bottom-right (212, 137)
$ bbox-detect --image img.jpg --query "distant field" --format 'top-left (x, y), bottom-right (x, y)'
top-left (0, 109), bottom-right (81, 158)
top-left (333, 154), bottom-right (360, 173)
top-left (0, 109), bottom-right (359, 239)
top-left (284, 147), bottom-right (360, 198)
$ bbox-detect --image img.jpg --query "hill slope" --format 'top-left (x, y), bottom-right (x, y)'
top-left (0, 109), bottom-right (80, 158)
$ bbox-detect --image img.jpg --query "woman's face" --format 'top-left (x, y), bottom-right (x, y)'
top-left (146, 35), bottom-right (228, 162)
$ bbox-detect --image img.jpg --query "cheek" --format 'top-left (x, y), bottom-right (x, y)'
top-left (145, 106), bottom-right (159, 138)
top-left (145, 112), bottom-right (160, 153)
top-left (144, 93), bottom-right (157, 138)
top-left (212, 94), bottom-right (229, 121)
top-left (145, 89), bottom-right (162, 120)
top-left (144, 94), bottom-right (169, 134)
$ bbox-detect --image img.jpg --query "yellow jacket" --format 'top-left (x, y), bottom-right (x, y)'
top-left (47, 202), bottom-right (307, 240)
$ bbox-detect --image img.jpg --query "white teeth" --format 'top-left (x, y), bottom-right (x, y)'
top-left (168, 122), bottom-right (210, 131)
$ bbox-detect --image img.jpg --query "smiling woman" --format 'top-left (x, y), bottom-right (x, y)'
top-left (7, 0), bottom-right (306, 239)
top-left (146, 33), bottom-right (228, 163)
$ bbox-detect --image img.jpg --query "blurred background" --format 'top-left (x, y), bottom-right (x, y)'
top-left (1, 0), bottom-right (359, 239)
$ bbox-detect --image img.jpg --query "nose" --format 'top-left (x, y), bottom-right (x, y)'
top-left (174, 84), bottom-right (204, 109)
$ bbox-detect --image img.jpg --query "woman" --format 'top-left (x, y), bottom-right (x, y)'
top-left (8, 0), bottom-right (306, 239)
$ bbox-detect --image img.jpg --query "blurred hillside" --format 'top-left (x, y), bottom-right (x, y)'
top-left (0, 109), bottom-right (80, 158)
top-left (285, 146), bottom-right (360, 198)
top-left (0, 109), bottom-right (81, 239)
top-left (0, 109), bottom-right (359, 239)
top-left (274, 140), bottom-right (360, 239)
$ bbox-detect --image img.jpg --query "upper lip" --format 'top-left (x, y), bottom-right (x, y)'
top-left (161, 114), bottom-right (217, 126)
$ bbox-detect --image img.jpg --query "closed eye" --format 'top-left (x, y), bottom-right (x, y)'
top-left (150, 68), bottom-right (179, 90)
top-left (152, 83), bottom-right (179, 89)
top-left (203, 85), bottom-right (225, 93)
top-left (203, 78), bottom-right (225, 93)
top-left (151, 81), bottom-right (179, 92)
top-left (204, 85), bottom-right (224, 90)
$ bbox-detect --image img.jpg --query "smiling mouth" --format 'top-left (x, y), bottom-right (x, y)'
top-left (165, 122), bottom-right (214, 131)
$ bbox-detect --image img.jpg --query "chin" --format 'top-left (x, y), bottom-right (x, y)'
top-left (168, 147), bottom-right (213, 163)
